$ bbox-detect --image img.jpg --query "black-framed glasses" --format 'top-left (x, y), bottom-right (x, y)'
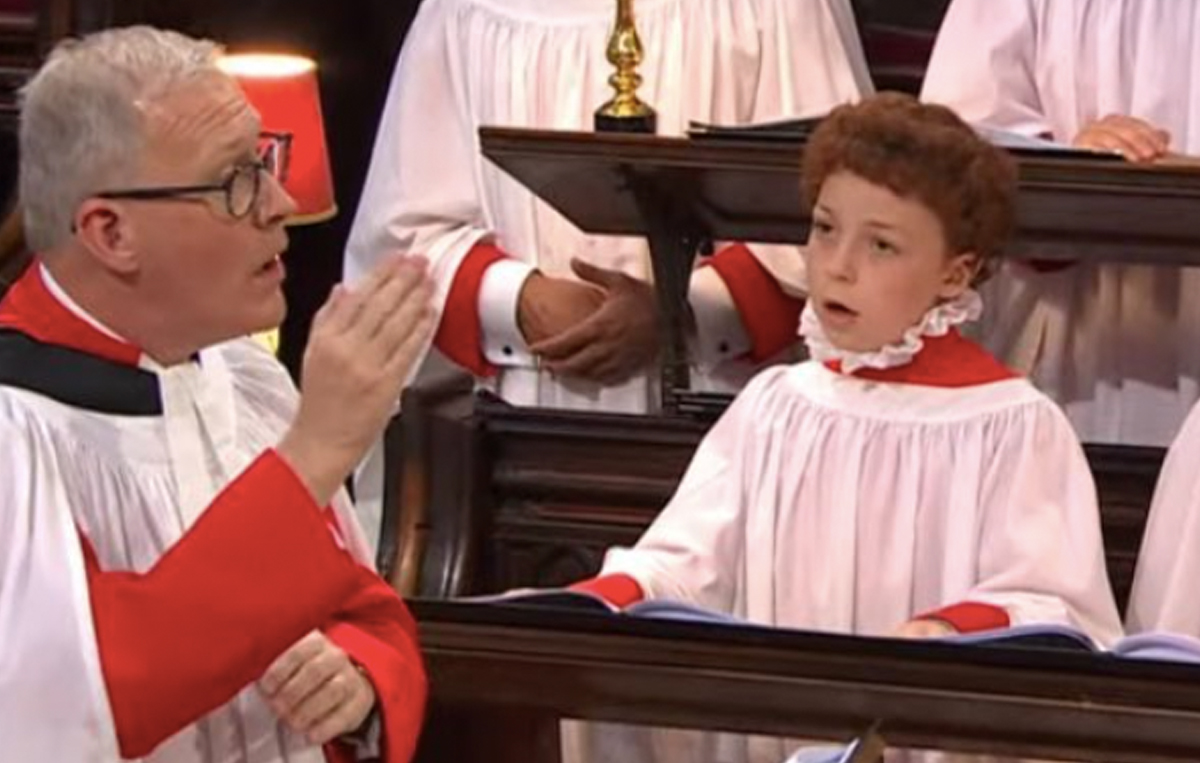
top-left (92, 131), bottom-right (293, 219)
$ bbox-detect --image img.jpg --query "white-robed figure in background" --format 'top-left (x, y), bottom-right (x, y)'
top-left (1127, 403), bottom-right (1200, 635)
top-left (571, 94), bottom-right (1123, 763)
top-left (345, 0), bottom-right (873, 540)
top-left (0, 27), bottom-right (434, 762)
top-left (921, 0), bottom-right (1200, 447)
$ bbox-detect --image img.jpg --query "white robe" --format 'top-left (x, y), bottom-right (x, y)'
top-left (345, 0), bottom-right (870, 414)
top-left (1126, 401), bottom-right (1200, 635)
top-left (920, 0), bottom-right (1200, 446)
top-left (591, 361), bottom-right (1122, 763)
top-left (346, 0), bottom-right (871, 547)
top-left (0, 332), bottom-right (373, 762)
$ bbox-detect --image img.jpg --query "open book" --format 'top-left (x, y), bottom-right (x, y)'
top-left (945, 623), bottom-right (1200, 662)
top-left (687, 116), bottom-right (823, 143)
top-left (460, 587), bottom-right (747, 625)
top-left (464, 589), bottom-right (1200, 662)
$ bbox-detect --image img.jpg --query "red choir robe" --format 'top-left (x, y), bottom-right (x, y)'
top-left (0, 263), bottom-right (427, 762)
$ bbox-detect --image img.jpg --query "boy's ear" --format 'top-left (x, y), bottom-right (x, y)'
top-left (938, 251), bottom-right (980, 299)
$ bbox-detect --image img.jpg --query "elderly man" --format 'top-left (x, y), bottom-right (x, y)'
top-left (0, 26), bottom-right (432, 762)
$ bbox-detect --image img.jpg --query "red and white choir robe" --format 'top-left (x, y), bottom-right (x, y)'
top-left (346, 0), bottom-right (872, 409)
top-left (573, 295), bottom-right (1123, 763)
top-left (1127, 400), bottom-right (1200, 635)
top-left (921, 0), bottom-right (1200, 447)
top-left (0, 264), bottom-right (427, 763)
top-left (345, 0), bottom-right (872, 538)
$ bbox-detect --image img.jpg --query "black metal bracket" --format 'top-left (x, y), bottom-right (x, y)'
top-left (621, 164), bottom-right (712, 415)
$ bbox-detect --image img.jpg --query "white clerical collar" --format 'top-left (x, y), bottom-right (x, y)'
top-left (801, 289), bottom-right (983, 374)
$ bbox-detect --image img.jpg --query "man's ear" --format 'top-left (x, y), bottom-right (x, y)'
top-left (938, 251), bottom-right (980, 299)
top-left (74, 199), bottom-right (140, 276)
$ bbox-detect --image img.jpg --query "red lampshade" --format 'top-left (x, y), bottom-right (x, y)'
top-left (217, 53), bottom-right (336, 225)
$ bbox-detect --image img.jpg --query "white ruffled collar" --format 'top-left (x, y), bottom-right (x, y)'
top-left (801, 289), bottom-right (983, 374)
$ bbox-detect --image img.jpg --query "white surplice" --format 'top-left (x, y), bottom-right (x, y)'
top-left (920, 0), bottom-right (1200, 446)
top-left (346, 0), bottom-right (872, 546)
top-left (584, 306), bottom-right (1122, 763)
top-left (346, 0), bottom-right (870, 413)
top-left (0, 271), bottom-right (373, 762)
top-left (1126, 401), bottom-right (1200, 635)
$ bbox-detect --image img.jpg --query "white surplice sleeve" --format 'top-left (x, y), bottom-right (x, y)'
top-left (920, 0), bottom-right (1054, 139)
top-left (751, 0), bottom-right (872, 120)
top-left (966, 399), bottom-right (1124, 646)
top-left (600, 372), bottom-right (787, 611)
top-left (1126, 404), bottom-right (1200, 636)
top-left (0, 410), bottom-right (120, 762)
top-left (344, 0), bottom-right (494, 330)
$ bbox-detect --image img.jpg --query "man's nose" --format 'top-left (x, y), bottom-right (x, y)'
top-left (256, 172), bottom-right (298, 226)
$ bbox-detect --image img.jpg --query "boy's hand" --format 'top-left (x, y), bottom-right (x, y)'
top-left (892, 618), bottom-right (955, 639)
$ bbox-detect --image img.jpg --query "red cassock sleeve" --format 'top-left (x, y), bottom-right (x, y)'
top-left (323, 571), bottom-right (428, 763)
top-left (436, 242), bottom-right (807, 374)
top-left (433, 242), bottom-right (507, 376)
top-left (83, 450), bottom-right (370, 759)
top-left (918, 601), bottom-right (1010, 633)
top-left (706, 244), bottom-right (804, 362)
top-left (569, 574), bottom-right (646, 609)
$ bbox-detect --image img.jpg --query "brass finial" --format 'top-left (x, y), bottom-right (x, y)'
top-left (594, 0), bottom-right (657, 134)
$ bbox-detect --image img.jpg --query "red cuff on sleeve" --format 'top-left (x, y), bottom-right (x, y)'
top-left (434, 242), bottom-right (508, 377)
top-left (324, 570), bottom-right (428, 763)
top-left (918, 601), bottom-right (1010, 634)
top-left (88, 450), bottom-right (363, 758)
top-left (707, 243), bottom-right (803, 362)
top-left (569, 574), bottom-right (646, 609)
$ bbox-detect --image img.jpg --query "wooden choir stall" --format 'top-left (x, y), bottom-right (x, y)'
top-left (383, 128), bottom-right (1200, 763)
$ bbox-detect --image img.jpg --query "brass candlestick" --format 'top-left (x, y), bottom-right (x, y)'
top-left (594, 0), bottom-right (657, 134)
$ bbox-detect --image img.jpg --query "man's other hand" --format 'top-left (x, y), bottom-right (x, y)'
top-left (516, 270), bottom-right (606, 346)
top-left (260, 631), bottom-right (377, 746)
top-left (1073, 114), bottom-right (1171, 162)
top-left (530, 258), bottom-right (660, 385)
top-left (891, 618), bottom-right (955, 639)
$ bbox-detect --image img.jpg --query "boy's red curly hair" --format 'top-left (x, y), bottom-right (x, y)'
top-left (802, 92), bottom-right (1018, 283)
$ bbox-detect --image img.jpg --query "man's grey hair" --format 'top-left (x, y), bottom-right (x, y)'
top-left (19, 26), bottom-right (224, 251)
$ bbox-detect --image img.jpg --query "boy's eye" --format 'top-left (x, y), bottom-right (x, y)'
top-left (811, 219), bottom-right (835, 235)
top-left (871, 237), bottom-right (899, 255)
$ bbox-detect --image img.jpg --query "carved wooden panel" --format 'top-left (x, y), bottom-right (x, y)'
top-left (1088, 444), bottom-right (1162, 612)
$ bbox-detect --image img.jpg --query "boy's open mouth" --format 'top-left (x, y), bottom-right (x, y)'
top-left (822, 299), bottom-right (859, 318)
